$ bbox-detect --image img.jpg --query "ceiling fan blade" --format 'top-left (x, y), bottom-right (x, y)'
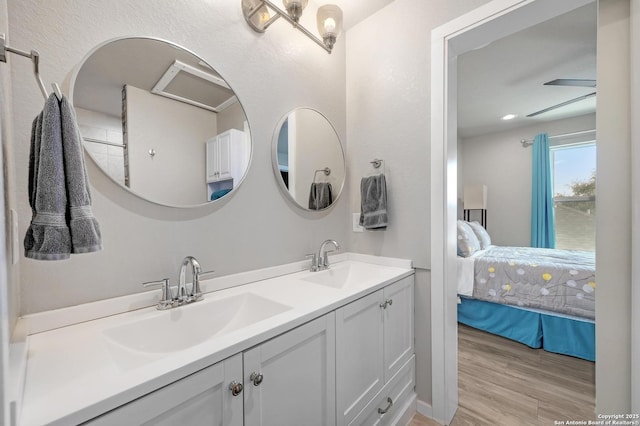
top-left (526, 92), bottom-right (596, 117)
top-left (544, 78), bottom-right (597, 88)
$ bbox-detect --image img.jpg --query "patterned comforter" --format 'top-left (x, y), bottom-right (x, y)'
top-left (472, 246), bottom-right (595, 319)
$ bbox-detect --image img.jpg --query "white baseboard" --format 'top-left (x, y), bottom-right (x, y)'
top-left (393, 391), bottom-right (417, 426)
top-left (416, 399), bottom-right (434, 420)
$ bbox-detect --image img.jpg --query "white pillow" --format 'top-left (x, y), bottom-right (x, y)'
top-left (457, 220), bottom-right (481, 257)
top-left (466, 221), bottom-right (491, 249)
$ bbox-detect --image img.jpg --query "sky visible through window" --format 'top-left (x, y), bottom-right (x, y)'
top-left (552, 143), bottom-right (596, 196)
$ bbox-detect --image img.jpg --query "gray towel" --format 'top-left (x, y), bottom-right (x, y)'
top-left (60, 96), bottom-right (102, 253)
top-left (359, 174), bottom-right (388, 229)
top-left (24, 94), bottom-right (72, 260)
top-left (308, 182), bottom-right (333, 210)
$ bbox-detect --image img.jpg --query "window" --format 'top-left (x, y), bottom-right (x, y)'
top-left (551, 142), bottom-right (596, 251)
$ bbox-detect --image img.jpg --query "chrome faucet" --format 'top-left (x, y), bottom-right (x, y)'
top-left (179, 256), bottom-right (203, 303)
top-left (143, 256), bottom-right (212, 310)
top-left (312, 239), bottom-right (340, 271)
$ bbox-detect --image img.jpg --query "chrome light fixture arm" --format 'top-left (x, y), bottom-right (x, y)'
top-left (242, 0), bottom-right (341, 53)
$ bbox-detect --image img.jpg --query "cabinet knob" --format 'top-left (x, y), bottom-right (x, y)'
top-left (250, 372), bottom-right (264, 386)
top-left (379, 299), bottom-right (393, 309)
top-left (229, 381), bottom-right (243, 396)
top-left (377, 397), bottom-right (394, 415)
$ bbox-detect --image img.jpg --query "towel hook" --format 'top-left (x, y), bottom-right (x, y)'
top-left (370, 158), bottom-right (384, 168)
top-left (313, 167), bottom-right (331, 182)
top-left (1, 33), bottom-right (61, 101)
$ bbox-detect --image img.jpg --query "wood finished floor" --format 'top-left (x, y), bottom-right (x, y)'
top-left (409, 324), bottom-right (595, 426)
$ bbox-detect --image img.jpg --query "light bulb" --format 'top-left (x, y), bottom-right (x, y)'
top-left (316, 4), bottom-right (342, 51)
top-left (323, 17), bottom-right (336, 33)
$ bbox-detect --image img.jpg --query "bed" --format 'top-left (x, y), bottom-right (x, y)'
top-left (456, 220), bottom-right (595, 361)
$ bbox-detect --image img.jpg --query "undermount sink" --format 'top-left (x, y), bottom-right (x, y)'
top-left (301, 261), bottom-right (398, 289)
top-left (103, 293), bottom-right (291, 355)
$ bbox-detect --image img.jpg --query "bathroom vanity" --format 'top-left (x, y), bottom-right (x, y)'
top-left (17, 254), bottom-right (415, 426)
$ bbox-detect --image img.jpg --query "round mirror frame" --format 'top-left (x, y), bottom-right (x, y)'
top-left (271, 108), bottom-right (345, 211)
top-left (69, 36), bottom-right (253, 208)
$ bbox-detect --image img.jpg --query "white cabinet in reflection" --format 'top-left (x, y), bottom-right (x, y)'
top-left (206, 129), bottom-right (249, 200)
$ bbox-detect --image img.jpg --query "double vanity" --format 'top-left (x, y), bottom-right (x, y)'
top-left (13, 34), bottom-right (408, 426)
top-left (18, 254), bottom-right (415, 426)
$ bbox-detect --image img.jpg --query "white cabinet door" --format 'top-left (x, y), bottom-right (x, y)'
top-left (85, 354), bottom-right (243, 426)
top-left (206, 137), bottom-right (220, 182)
top-left (215, 131), bottom-right (233, 182)
top-left (206, 130), bottom-right (246, 184)
top-left (244, 313), bottom-right (336, 426)
top-left (336, 290), bottom-right (385, 426)
top-left (383, 276), bottom-right (414, 382)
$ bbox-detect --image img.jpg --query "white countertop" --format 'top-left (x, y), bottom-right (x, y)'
top-left (19, 253), bottom-right (413, 426)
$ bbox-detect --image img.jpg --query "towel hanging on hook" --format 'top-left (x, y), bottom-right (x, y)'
top-left (0, 33), bottom-right (61, 101)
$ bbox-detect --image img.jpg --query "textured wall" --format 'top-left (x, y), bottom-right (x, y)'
top-left (345, 0), bottom-right (492, 407)
top-left (7, 0), bottom-right (348, 314)
top-left (460, 113), bottom-right (596, 247)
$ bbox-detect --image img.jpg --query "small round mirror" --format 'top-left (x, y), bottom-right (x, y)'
top-left (272, 108), bottom-right (345, 210)
top-left (71, 37), bottom-right (251, 207)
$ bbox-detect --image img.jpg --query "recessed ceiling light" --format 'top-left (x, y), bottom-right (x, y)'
top-left (501, 114), bottom-right (517, 121)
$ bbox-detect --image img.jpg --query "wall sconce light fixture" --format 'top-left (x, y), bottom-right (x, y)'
top-left (242, 0), bottom-right (343, 53)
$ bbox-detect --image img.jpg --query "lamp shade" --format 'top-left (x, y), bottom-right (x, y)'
top-left (317, 4), bottom-right (343, 43)
top-left (463, 184), bottom-right (487, 209)
top-left (283, 0), bottom-right (308, 21)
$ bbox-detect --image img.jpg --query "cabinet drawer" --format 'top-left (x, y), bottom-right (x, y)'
top-left (348, 355), bottom-right (415, 426)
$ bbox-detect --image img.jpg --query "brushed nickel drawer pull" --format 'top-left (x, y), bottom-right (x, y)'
top-left (378, 397), bottom-right (393, 415)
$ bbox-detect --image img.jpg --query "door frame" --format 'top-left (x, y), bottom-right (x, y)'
top-left (429, 0), bottom-right (597, 423)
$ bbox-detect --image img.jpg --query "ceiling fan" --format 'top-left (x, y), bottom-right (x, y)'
top-left (526, 78), bottom-right (597, 117)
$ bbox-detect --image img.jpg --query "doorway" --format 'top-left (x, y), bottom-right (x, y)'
top-left (428, 0), bottom-right (611, 423)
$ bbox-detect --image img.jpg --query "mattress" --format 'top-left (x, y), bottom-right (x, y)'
top-left (457, 245), bottom-right (595, 319)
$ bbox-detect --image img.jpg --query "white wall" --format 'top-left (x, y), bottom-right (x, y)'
top-left (345, 0), bottom-right (492, 407)
top-left (7, 0), bottom-right (348, 314)
top-left (460, 113), bottom-right (596, 246)
top-left (217, 101), bottom-right (246, 134)
top-left (0, 0), bottom-right (10, 422)
top-left (596, 0), bottom-right (632, 414)
top-left (126, 85), bottom-right (215, 206)
top-left (631, 0), bottom-right (640, 413)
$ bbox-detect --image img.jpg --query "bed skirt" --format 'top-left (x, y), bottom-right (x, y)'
top-left (457, 297), bottom-right (595, 361)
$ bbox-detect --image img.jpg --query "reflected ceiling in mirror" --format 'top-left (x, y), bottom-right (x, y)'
top-left (71, 37), bottom-right (251, 207)
top-left (272, 108), bottom-right (345, 211)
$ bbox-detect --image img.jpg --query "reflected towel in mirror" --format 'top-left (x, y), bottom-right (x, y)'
top-left (308, 182), bottom-right (333, 210)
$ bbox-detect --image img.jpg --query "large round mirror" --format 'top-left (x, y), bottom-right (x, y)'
top-left (71, 37), bottom-right (251, 207)
top-left (272, 108), bottom-right (345, 210)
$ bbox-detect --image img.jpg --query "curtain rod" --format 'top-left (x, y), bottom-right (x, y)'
top-left (520, 129), bottom-right (595, 147)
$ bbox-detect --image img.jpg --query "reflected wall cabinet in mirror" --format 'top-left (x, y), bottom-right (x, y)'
top-left (70, 37), bottom-right (252, 208)
top-left (272, 108), bottom-right (345, 211)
